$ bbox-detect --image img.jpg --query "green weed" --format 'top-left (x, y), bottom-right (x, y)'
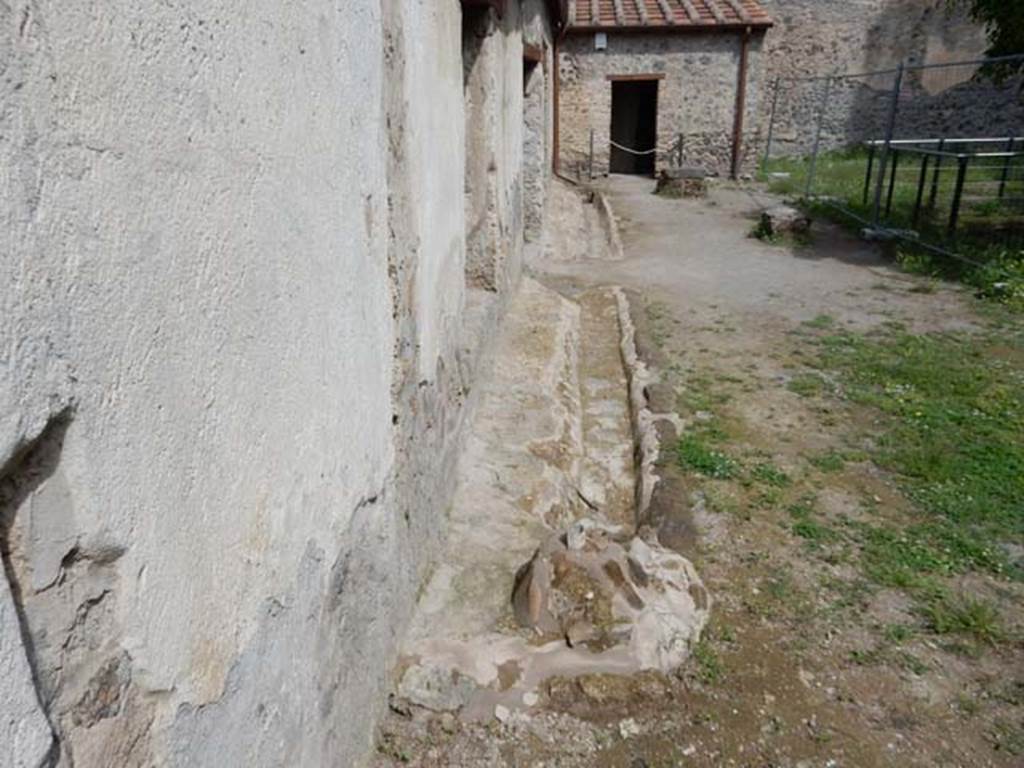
top-left (677, 436), bottom-right (738, 479)
top-left (787, 373), bottom-right (828, 397)
top-left (788, 498), bottom-right (838, 546)
top-left (692, 640), bottom-right (723, 684)
top-left (804, 314), bottom-right (835, 329)
top-left (750, 462), bottom-right (791, 488)
top-left (922, 596), bottom-right (1004, 646)
top-left (809, 450), bottom-right (847, 473)
top-left (882, 623), bottom-right (915, 644)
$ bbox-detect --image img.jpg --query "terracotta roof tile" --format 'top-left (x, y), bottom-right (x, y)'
top-left (568, 0), bottom-right (771, 29)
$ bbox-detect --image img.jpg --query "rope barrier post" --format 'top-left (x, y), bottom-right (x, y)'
top-left (589, 129), bottom-right (595, 181)
top-left (677, 133), bottom-right (683, 169)
top-left (763, 76), bottom-right (780, 176)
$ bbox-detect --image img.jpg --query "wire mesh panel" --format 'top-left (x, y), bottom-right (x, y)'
top-left (763, 69), bottom-right (900, 216)
top-left (763, 54), bottom-right (1024, 267)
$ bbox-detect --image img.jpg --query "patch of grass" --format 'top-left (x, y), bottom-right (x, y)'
top-left (922, 595), bottom-right (1004, 646)
top-left (955, 693), bottom-right (981, 716)
top-left (858, 524), bottom-right (972, 589)
top-left (849, 646), bottom-right (885, 666)
top-left (993, 680), bottom-right (1024, 707)
top-left (750, 462), bottom-right (791, 488)
top-left (895, 650), bottom-right (930, 676)
top-left (644, 300), bottom-right (679, 349)
top-left (763, 149), bottom-right (1024, 298)
top-left (787, 373), bottom-right (828, 397)
top-left (804, 314), bottom-right (835, 330)
top-left (750, 217), bottom-right (778, 243)
top-left (989, 720), bottom-right (1024, 756)
top-left (882, 623), bottom-right (915, 644)
top-left (753, 487), bottom-right (784, 509)
top-left (679, 374), bottom-right (732, 413)
top-left (677, 435), bottom-right (738, 479)
top-left (788, 498), bottom-right (838, 546)
top-left (814, 329), bottom-right (1024, 580)
top-left (691, 639), bottom-right (723, 684)
top-left (908, 279), bottom-right (939, 295)
top-left (808, 450), bottom-right (847, 473)
top-left (704, 486), bottom-right (746, 519)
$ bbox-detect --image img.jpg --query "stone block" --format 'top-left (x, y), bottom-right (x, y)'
top-left (759, 205), bottom-right (811, 237)
top-left (656, 170), bottom-right (708, 198)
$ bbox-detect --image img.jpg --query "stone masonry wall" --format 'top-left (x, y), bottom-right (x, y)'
top-left (522, 0), bottom-right (557, 244)
top-left (559, 31), bottom-right (767, 178)
top-left (759, 0), bottom-right (1021, 158)
top-left (464, 0), bottom-right (554, 293)
top-left (0, 1), bottom-right (555, 766)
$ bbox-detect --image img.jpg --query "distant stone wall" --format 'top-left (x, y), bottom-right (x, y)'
top-left (559, 31), bottom-right (768, 178)
top-left (759, 0), bottom-right (1022, 157)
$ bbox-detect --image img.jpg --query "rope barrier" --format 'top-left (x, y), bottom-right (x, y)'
top-left (608, 139), bottom-right (659, 156)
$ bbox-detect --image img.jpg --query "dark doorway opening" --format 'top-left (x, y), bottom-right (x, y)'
top-left (610, 79), bottom-right (659, 175)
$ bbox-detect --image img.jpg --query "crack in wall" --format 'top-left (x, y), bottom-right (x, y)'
top-left (0, 412), bottom-right (71, 767)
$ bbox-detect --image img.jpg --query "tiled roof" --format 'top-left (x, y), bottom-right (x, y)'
top-left (567, 0), bottom-right (772, 30)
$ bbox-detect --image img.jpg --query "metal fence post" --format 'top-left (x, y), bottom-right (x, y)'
top-left (999, 137), bottom-right (1015, 200)
top-left (928, 137), bottom-right (945, 210)
top-left (872, 61), bottom-right (904, 227)
top-left (762, 76), bottom-right (781, 175)
top-left (885, 148), bottom-right (900, 217)
top-left (912, 153), bottom-right (930, 229)
top-left (677, 133), bottom-right (684, 169)
top-left (862, 143), bottom-right (877, 204)
top-left (948, 155), bottom-right (968, 241)
top-left (589, 129), bottom-right (595, 181)
top-left (805, 75), bottom-right (833, 198)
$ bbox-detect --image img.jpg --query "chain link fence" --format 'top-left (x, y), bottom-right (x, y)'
top-left (762, 54), bottom-right (1024, 270)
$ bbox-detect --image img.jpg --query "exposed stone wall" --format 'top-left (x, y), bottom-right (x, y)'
top-left (464, 1), bottom-right (555, 291)
top-left (0, 1), bottom-right (556, 766)
top-left (522, 0), bottom-right (557, 244)
top-left (759, 0), bottom-right (1021, 157)
top-left (558, 31), bottom-right (767, 178)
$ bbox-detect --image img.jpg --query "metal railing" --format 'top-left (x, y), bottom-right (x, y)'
top-left (762, 54), bottom-right (1024, 267)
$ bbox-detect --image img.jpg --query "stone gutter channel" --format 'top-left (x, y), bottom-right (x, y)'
top-left (393, 273), bottom-right (710, 723)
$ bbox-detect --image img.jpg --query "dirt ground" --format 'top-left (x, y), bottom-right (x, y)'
top-left (373, 177), bottom-right (1023, 767)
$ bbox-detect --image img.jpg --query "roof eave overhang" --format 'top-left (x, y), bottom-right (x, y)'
top-left (567, 22), bottom-right (772, 35)
top-left (461, 0), bottom-right (504, 15)
top-left (460, 0), bottom-right (568, 31)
